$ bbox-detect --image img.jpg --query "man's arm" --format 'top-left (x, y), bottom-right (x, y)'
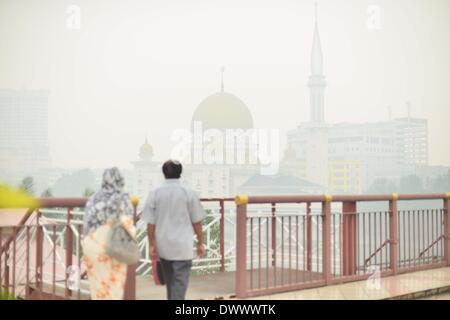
top-left (147, 224), bottom-right (157, 257)
top-left (193, 222), bottom-right (205, 257)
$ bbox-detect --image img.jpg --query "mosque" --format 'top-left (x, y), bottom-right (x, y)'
top-left (131, 3), bottom-right (430, 200)
top-left (130, 5), bottom-right (327, 200)
top-left (130, 65), bottom-right (323, 199)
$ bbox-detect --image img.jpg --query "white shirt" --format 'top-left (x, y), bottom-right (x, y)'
top-left (141, 179), bottom-right (206, 261)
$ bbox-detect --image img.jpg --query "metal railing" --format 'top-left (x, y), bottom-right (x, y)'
top-left (2, 193), bottom-right (449, 299)
top-left (0, 197), bottom-right (234, 299)
top-left (234, 193), bottom-right (450, 298)
top-left (134, 198), bottom-right (235, 275)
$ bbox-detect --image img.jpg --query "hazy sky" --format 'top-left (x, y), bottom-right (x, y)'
top-left (1, 0), bottom-right (449, 169)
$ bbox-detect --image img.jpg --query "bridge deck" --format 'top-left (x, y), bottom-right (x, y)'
top-left (135, 267), bottom-right (450, 300)
top-left (136, 268), bottom-right (322, 300)
top-left (27, 266), bottom-right (450, 300)
top-left (246, 267), bottom-right (450, 300)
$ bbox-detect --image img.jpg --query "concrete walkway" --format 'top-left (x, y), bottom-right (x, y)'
top-left (134, 267), bottom-right (450, 300)
top-left (247, 267), bottom-right (450, 300)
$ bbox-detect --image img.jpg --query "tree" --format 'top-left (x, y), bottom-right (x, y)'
top-left (41, 188), bottom-right (53, 197)
top-left (367, 178), bottom-right (397, 194)
top-left (18, 176), bottom-right (34, 196)
top-left (53, 169), bottom-right (96, 197)
top-left (399, 175), bottom-right (423, 193)
top-left (431, 170), bottom-right (450, 192)
top-left (83, 188), bottom-right (95, 197)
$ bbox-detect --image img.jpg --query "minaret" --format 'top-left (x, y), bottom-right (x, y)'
top-left (406, 101), bottom-right (411, 120)
top-left (308, 2), bottom-right (327, 123)
top-left (220, 66), bottom-right (225, 92)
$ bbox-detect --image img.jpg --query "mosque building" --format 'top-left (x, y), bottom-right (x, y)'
top-left (185, 76), bottom-right (260, 197)
top-left (131, 3), bottom-right (430, 199)
top-left (130, 78), bottom-right (262, 200)
top-left (130, 137), bottom-right (163, 201)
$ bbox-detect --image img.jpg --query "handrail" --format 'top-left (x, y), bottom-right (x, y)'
top-left (419, 235), bottom-right (445, 258)
top-left (0, 198), bottom-right (89, 255)
top-left (38, 198), bottom-right (87, 208)
top-left (241, 193), bottom-right (449, 204)
top-left (0, 208), bottom-right (35, 254)
top-left (1, 196), bottom-right (234, 255)
top-left (1, 196), bottom-right (235, 291)
top-left (234, 192), bottom-right (450, 298)
top-left (364, 239), bottom-right (390, 267)
top-left (134, 197), bottom-right (234, 221)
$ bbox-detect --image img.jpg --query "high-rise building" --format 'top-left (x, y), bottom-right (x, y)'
top-left (0, 89), bottom-right (51, 180)
top-left (285, 5), bottom-right (429, 194)
top-left (394, 113), bottom-right (428, 166)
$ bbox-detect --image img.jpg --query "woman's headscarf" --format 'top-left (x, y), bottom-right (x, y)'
top-left (83, 167), bottom-right (133, 236)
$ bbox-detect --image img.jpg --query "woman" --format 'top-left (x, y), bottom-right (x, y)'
top-left (82, 167), bottom-right (135, 300)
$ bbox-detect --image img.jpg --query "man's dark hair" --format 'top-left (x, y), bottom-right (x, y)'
top-left (162, 160), bottom-right (182, 179)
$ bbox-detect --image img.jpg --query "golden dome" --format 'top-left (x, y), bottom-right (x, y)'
top-left (139, 138), bottom-right (153, 161)
top-left (191, 92), bottom-right (254, 130)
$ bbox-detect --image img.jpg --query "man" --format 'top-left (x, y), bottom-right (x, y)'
top-left (142, 160), bottom-right (206, 300)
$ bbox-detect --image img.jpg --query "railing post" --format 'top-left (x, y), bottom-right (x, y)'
top-left (322, 195), bottom-right (332, 285)
top-left (389, 194), bottom-right (399, 275)
top-left (25, 226), bottom-right (30, 299)
top-left (444, 194), bottom-right (450, 266)
top-left (235, 195), bottom-right (248, 298)
top-left (342, 201), bottom-right (357, 276)
top-left (4, 253), bottom-right (9, 296)
top-left (65, 208), bottom-right (73, 298)
top-left (35, 210), bottom-right (43, 299)
top-left (124, 196), bottom-right (139, 300)
top-left (271, 202), bottom-right (276, 268)
top-left (306, 202), bottom-right (312, 272)
top-left (219, 199), bottom-right (225, 272)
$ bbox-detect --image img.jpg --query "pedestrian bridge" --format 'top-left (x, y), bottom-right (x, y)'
top-left (1, 193), bottom-right (449, 299)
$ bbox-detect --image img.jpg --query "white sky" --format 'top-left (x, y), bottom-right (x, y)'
top-left (0, 0), bottom-right (449, 169)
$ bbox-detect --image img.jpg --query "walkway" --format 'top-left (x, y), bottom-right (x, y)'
top-left (134, 267), bottom-right (450, 300)
top-left (136, 269), bottom-right (322, 300)
top-left (246, 267), bottom-right (450, 300)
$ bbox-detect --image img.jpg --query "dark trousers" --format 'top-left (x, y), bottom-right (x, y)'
top-left (160, 259), bottom-right (192, 300)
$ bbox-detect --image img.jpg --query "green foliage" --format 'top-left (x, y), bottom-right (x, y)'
top-left (367, 178), bottom-right (398, 194)
top-left (0, 291), bottom-right (18, 300)
top-left (399, 175), bottom-right (424, 193)
top-left (41, 188), bottom-right (53, 197)
top-left (83, 187), bottom-right (95, 197)
top-left (18, 176), bottom-right (34, 196)
top-left (431, 170), bottom-right (450, 192)
top-left (367, 172), bottom-right (450, 194)
top-left (52, 169), bottom-right (96, 197)
top-left (191, 210), bottom-right (223, 276)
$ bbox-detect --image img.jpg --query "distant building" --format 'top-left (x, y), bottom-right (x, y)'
top-left (238, 174), bottom-right (322, 195)
top-left (285, 6), bottom-right (429, 194)
top-left (131, 69), bottom-right (317, 199)
top-left (0, 89), bottom-right (51, 182)
top-left (130, 138), bottom-right (162, 202)
top-left (130, 4), bottom-right (432, 198)
top-left (394, 114), bottom-right (428, 166)
top-left (184, 74), bottom-right (260, 197)
top-left (287, 112), bottom-right (429, 194)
